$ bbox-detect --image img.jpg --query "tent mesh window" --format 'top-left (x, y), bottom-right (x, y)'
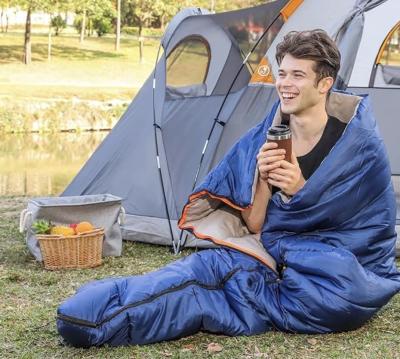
top-left (246, 16), bottom-right (284, 73)
top-left (212, 1), bottom-right (286, 74)
top-left (373, 21), bottom-right (400, 86)
top-left (379, 22), bottom-right (400, 66)
top-left (166, 36), bottom-right (210, 88)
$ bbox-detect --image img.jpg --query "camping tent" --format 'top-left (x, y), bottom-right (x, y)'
top-left (63, 0), bottom-right (400, 255)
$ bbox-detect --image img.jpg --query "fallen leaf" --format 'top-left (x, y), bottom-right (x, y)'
top-left (207, 342), bottom-right (223, 353)
top-left (182, 344), bottom-right (194, 351)
top-left (307, 338), bottom-right (318, 346)
top-left (254, 345), bottom-right (269, 358)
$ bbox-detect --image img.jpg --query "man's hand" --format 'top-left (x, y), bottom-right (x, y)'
top-left (256, 142), bottom-right (286, 181)
top-left (267, 152), bottom-right (305, 196)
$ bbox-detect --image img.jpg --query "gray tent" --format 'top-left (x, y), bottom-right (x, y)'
top-left (63, 0), bottom-right (400, 254)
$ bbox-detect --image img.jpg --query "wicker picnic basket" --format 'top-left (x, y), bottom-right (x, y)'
top-left (36, 228), bottom-right (104, 270)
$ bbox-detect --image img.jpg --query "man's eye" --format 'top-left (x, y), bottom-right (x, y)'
top-left (294, 74), bottom-right (303, 78)
top-left (278, 73), bottom-right (285, 78)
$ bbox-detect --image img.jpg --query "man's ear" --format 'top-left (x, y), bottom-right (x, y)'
top-left (318, 77), bottom-right (334, 94)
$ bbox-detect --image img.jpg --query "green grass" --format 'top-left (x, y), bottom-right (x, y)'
top-left (0, 31), bottom-right (157, 133)
top-left (0, 196), bottom-right (399, 359)
top-left (0, 31), bottom-right (160, 101)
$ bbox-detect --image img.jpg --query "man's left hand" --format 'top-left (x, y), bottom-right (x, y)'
top-left (267, 152), bottom-right (305, 196)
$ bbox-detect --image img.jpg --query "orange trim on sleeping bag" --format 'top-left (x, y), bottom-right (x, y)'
top-left (178, 191), bottom-right (277, 273)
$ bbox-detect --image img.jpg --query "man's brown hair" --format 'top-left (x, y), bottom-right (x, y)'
top-left (275, 29), bottom-right (341, 84)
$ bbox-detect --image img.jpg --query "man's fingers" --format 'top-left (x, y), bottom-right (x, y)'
top-left (258, 149), bottom-right (286, 158)
top-left (267, 178), bottom-right (284, 189)
top-left (279, 160), bottom-right (295, 169)
top-left (269, 169), bottom-right (291, 179)
top-left (291, 151), bottom-right (299, 165)
top-left (264, 161), bottom-right (282, 172)
top-left (260, 142), bottom-right (278, 152)
top-left (257, 154), bottom-right (283, 165)
top-left (268, 172), bottom-right (290, 183)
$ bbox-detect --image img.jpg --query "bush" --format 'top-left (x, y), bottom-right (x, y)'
top-left (73, 15), bottom-right (83, 34)
top-left (122, 26), bottom-right (163, 37)
top-left (93, 17), bottom-right (113, 37)
top-left (51, 15), bottom-right (67, 36)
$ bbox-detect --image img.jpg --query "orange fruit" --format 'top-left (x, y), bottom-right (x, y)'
top-left (50, 226), bottom-right (75, 236)
top-left (75, 221), bottom-right (94, 233)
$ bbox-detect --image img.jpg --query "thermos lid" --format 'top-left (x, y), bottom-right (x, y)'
top-left (267, 125), bottom-right (291, 140)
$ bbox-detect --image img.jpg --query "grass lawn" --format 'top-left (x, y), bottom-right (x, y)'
top-left (0, 196), bottom-right (399, 359)
top-left (0, 31), bottom-right (160, 101)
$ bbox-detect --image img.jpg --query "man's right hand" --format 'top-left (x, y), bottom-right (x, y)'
top-left (256, 142), bottom-right (286, 181)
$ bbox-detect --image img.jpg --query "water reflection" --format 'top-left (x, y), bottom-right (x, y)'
top-left (0, 131), bottom-right (109, 196)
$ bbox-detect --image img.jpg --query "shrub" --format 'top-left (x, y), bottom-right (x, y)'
top-left (93, 17), bottom-right (113, 37)
top-left (51, 15), bottom-right (67, 36)
top-left (73, 16), bottom-right (83, 34)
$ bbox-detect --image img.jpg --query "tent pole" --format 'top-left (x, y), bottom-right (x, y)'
top-left (151, 44), bottom-right (178, 254)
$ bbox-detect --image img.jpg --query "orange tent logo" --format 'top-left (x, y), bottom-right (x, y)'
top-left (250, 57), bottom-right (274, 85)
top-left (257, 64), bottom-right (270, 77)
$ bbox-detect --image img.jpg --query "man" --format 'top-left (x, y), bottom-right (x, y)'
top-left (243, 30), bottom-right (345, 233)
top-left (57, 30), bottom-right (400, 347)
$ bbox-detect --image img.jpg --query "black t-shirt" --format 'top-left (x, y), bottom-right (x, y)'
top-left (272, 116), bottom-right (346, 193)
top-left (298, 116), bottom-right (346, 180)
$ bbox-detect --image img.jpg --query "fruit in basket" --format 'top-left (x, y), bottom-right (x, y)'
top-left (75, 221), bottom-right (94, 233)
top-left (32, 220), bottom-right (51, 234)
top-left (50, 226), bottom-right (75, 236)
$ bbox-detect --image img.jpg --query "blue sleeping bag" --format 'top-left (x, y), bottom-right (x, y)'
top-left (57, 92), bottom-right (400, 347)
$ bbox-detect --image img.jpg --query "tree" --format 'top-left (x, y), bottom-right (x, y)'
top-left (73, 0), bottom-right (115, 42)
top-left (0, 0), bottom-right (11, 33)
top-left (115, 0), bottom-right (121, 50)
top-left (153, 0), bottom-right (180, 31)
top-left (51, 14), bottom-right (67, 36)
top-left (126, 0), bottom-right (161, 63)
top-left (41, 0), bottom-right (70, 61)
top-left (17, 0), bottom-right (42, 64)
top-left (187, 0), bottom-right (267, 12)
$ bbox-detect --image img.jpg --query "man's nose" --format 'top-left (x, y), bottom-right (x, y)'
top-left (279, 75), bottom-right (293, 87)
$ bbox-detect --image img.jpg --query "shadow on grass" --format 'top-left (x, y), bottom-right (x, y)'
top-left (0, 44), bottom-right (125, 64)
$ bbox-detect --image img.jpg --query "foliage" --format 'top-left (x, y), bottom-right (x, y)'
top-left (72, 14), bottom-right (83, 33)
top-left (124, 0), bottom-right (158, 35)
top-left (32, 219), bottom-right (51, 234)
top-left (93, 16), bottom-right (112, 36)
top-left (0, 100), bottom-right (127, 133)
top-left (50, 14), bottom-right (66, 35)
top-left (72, 0), bottom-right (116, 36)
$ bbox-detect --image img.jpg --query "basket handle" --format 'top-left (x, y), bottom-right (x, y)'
top-left (19, 209), bottom-right (32, 233)
top-left (118, 206), bottom-right (126, 226)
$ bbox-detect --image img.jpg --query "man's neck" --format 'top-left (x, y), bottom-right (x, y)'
top-left (289, 104), bottom-right (328, 142)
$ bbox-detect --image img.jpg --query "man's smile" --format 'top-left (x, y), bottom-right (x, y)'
top-left (281, 92), bottom-right (299, 103)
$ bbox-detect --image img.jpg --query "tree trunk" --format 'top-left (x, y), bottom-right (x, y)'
top-left (88, 19), bottom-right (93, 37)
top-left (139, 22), bottom-right (144, 64)
top-left (160, 14), bottom-right (165, 31)
top-left (115, 0), bottom-right (121, 51)
top-left (47, 19), bottom-right (52, 61)
top-left (23, 8), bottom-right (32, 65)
top-left (80, 9), bottom-right (86, 43)
top-left (5, 12), bottom-right (8, 33)
top-left (1, 8), bottom-right (4, 33)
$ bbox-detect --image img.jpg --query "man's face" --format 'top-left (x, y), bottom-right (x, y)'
top-left (275, 54), bottom-right (331, 116)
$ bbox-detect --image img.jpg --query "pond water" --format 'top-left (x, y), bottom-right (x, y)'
top-left (0, 132), bottom-right (109, 196)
